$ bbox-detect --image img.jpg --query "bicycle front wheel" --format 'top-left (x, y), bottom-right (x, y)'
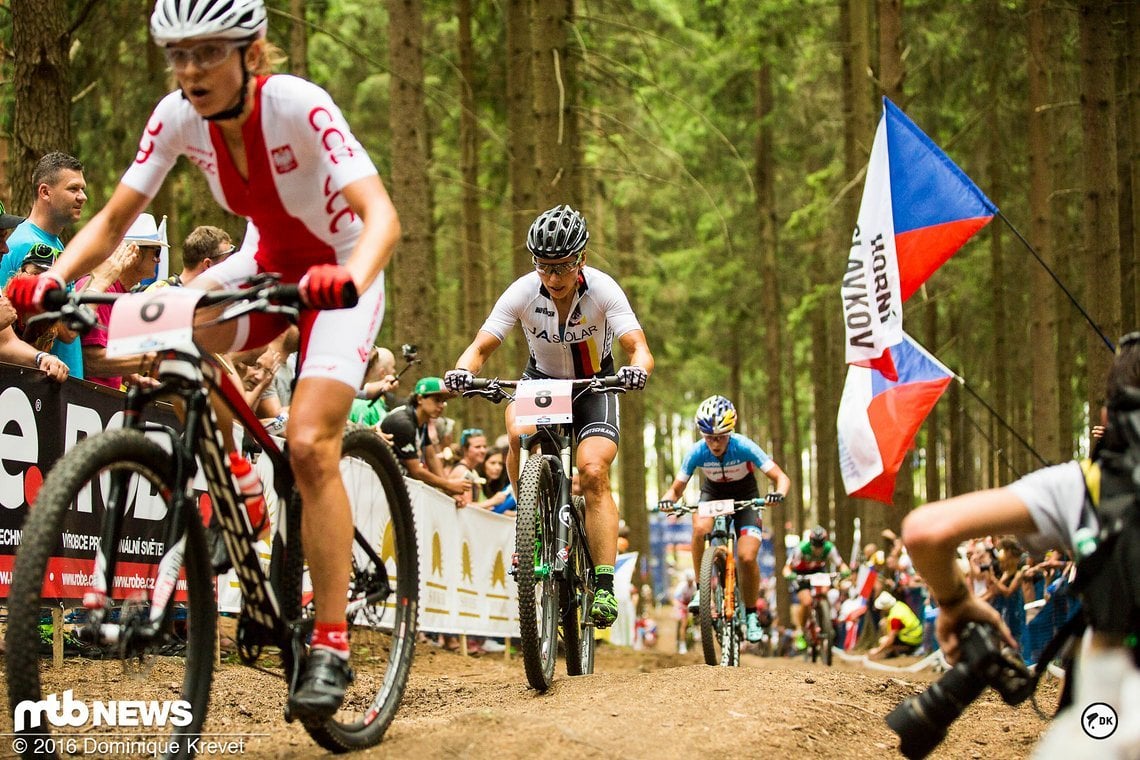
top-left (698, 546), bottom-right (728, 666)
top-left (303, 427), bottom-right (419, 752)
top-left (816, 599), bottom-right (834, 667)
top-left (515, 456), bottom-right (559, 691)
top-left (5, 430), bottom-right (215, 760)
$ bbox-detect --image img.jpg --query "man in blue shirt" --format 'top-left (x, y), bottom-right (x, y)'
top-left (0, 153), bottom-right (88, 378)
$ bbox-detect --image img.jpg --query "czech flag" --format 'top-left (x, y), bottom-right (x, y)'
top-left (843, 98), bottom-right (996, 380)
top-left (837, 332), bottom-right (954, 504)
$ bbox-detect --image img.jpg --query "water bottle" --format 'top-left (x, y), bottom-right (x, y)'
top-left (229, 452), bottom-right (268, 539)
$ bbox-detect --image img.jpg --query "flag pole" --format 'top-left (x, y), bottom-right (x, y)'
top-left (955, 375), bottom-right (1051, 468)
top-left (997, 211), bottom-right (1115, 353)
top-left (956, 395), bottom-right (1025, 480)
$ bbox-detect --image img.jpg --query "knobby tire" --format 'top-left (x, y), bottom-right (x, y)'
top-left (515, 456), bottom-right (559, 690)
top-left (562, 496), bottom-right (595, 676)
top-left (816, 599), bottom-right (834, 667)
top-left (5, 430), bottom-right (215, 760)
top-left (698, 546), bottom-right (728, 667)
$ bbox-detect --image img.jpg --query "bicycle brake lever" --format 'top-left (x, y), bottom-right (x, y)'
top-left (58, 303), bottom-right (98, 334)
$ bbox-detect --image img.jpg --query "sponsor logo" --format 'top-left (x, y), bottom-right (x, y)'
top-left (534, 306), bottom-right (555, 317)
top-left (1080, 702), bottom-right (1118, 740)
top-left (271, 145), bottom-right (299, 173)
top-left (13, 690), bottom-right (193, 732)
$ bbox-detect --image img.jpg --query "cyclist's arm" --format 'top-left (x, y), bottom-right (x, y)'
top-left (617, 329), bottom-right (654, 375)
top-left (660, 474), bottom-right (689, 504)
top-left (453, 330), bottom-right (502, 375)
top-left (402, 455), bottom-right (468, 496)
top-left (761, 461), bottom-right (791, 499)
top-left (54, 184), bottom-right (153, 286)
top-left (340, 174), bottom-right (400, 293)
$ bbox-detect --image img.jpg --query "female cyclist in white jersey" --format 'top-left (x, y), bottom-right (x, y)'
top-left (8, 0), bottom-right (399, 722)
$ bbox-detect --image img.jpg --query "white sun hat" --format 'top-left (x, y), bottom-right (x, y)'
top-left (123, 213), bottom-right (170, 248)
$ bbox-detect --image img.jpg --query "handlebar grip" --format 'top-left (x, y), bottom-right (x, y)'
top-left (43, 287), bottom-right (68, 311)
top-left (268, 284), bottom-right (301, 305)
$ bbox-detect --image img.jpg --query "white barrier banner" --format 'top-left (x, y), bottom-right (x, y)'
top-left (221, 462), bottom-right (520, 639)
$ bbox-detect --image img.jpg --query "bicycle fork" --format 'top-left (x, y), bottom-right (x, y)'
top-left (723, 547), bottom-right (737, 623)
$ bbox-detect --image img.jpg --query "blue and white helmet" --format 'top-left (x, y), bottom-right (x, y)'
top-left (695, 395), bottom-right (736, 435)
top-left (151, 0), bottom-right (268, 46)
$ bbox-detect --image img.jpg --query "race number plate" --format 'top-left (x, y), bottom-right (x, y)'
top-left (697, 499), bottom-right (736, 518)
top-left (810, 573), bottom-right (832, 589)
top-left (513, 379), bottom-right (574, 426)
top-left (106, 288), bottom-right (204, 357)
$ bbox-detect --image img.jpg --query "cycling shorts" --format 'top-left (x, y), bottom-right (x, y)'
top-left (197, 254), bottom-right (385, 392)
top-left (521, 371), bottom-right (620, 445)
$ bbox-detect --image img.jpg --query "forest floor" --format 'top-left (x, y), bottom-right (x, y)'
top-left (0, 610), bottom-right (1057, 759)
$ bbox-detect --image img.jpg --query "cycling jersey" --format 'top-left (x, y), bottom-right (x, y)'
top-left (122, 74), bottom-right (377, 285)
top-left (677, 434), bottom-right (774, 501)
top-left (789, 540), bottom-right (844, 573)
top-left (121, 74), bottom-right (385, 391)
top-left (479, 267), bottom-right (641, 379)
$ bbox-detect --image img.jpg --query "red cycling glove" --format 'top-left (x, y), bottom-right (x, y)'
top-left (298, 264), bottom-right (359, 310)
top-left (7, 272), bottom-right (65, 315)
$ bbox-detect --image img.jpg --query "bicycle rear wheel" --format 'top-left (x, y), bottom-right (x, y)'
top-left (562, 498), bottom-right (595, 676)
top-left (5, 430), bottom-right (215, 760)
top-left (302, 427), bottom-right (419, 752)
top-left (698, 546), bottom-right (727, 666)
top-left (722, 585), bottom-right (742, 668)
top-left (515, 456), bottom-right (558, 690)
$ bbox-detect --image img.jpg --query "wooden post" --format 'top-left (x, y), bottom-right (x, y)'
top-left (504, 637), bottom-right (511, 661)
top-left (52, 606), bottom-right (63, 668)
top-left (459, 633), bottom-right (468, 657)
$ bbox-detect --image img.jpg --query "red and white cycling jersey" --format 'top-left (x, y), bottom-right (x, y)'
top-left (122, 74), bottom-right (377, 284)
top-left (480, 267), bottom-right (642, 378)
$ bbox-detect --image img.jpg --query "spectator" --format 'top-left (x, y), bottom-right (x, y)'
top-left (0, 203), bottom-right (27, 258)
top-left (473, 447), bottom-right (515, 514)
top-left (0, 291), bottom-right (69, 381)
top-left (868, 591), bottom-right (923, 659)
top-left (449, 428), bottom-right (489, 505)
top-left (77, 214), bottom-right (169, 390)
top-left (348, 346), bottom-right (397, 426)
top-left (146, 224), bottom-right (234, 289)
top-left (0, 153), bottom-right (88, 377)
top-left (379, 377), bottom-right (468, 498)
top-left (356, 346), bottom-right (398, 410)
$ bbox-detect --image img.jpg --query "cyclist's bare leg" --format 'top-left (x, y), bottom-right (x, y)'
top-left (736, 533), bottom-right (761, 608)
top-left (796, 588), bottom-right (812, 631)
top-left (287, 378), bottom-right (355, 626)
top-left (690, 515), bottom-right (713, 575)
top-left (576, 436), bottom-right (619, 569)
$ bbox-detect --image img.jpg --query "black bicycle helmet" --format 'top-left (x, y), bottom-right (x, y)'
top-left (526, 204), bottom-right (590, 259)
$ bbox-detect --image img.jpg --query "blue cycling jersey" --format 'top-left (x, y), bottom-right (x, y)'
top-left (678, 433), bottom-right (773, 500)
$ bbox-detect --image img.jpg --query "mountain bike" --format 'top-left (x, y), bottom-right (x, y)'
top-left (660, 499), bottom-right (765, 667)
top-left (5, 277), bottom-right (418, 758)
top-left (800, 571), bottom-right (837, 666)
top-left (462, 375), bottom-right (627, 691)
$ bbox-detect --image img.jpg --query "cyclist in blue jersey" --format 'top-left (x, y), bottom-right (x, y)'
top-left (658, 395), bottom-right (790, 643)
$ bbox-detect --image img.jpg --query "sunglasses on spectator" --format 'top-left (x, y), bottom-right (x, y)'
top-left (532, 255), bottom-right (583, 277)
top-left (214, 244), bottom-right (237, 262)
top-left (164, 40), bottom-right (243, 72)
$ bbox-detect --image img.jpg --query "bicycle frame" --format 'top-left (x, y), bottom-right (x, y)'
top-left (518, 424), bottom-right (593, 581)
top-left (705, 515), bottom-right (738, 625)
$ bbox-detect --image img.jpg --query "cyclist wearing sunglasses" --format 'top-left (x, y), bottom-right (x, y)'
top-left (445, 204), bottom-right (654, 629)
top-left (8, 0), bottom-right (401, 723)
top-left (658, 394), bottom-right (791, 644)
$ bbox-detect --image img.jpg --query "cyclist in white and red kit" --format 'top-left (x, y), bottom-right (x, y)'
top-left (8, 0), bottom-right (399, 722)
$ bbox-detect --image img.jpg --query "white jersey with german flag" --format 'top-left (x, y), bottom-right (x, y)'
top-left (479, 267), bottom-right (641, 379)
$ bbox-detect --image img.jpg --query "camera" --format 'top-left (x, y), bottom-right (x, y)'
top-left (886, 622), bottom-right (1034, 759)
top-left (401, 344), bottom-right (419, 361)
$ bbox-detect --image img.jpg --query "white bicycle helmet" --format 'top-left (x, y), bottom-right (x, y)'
top-left (694, 395), bottom-right (737, 435)
top-left (150, 0), bottom-right (268, 46)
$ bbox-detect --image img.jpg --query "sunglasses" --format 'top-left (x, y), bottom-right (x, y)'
top-left (214, 244), bottom-right (237, 261)
top-left (164, 40), bottom-right (244, 72)
top-left (533, 255), bottom-right (583, 277)
top-left (702, 433), bottom-right (729, 443)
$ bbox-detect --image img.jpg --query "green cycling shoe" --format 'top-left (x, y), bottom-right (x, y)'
top-left (591, 588), bottom-right (619, 628)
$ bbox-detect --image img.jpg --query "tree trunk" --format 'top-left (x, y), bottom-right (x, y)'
top-left (531, 0), bottom-right (576, 210)
top-left (877, 0), bottom-right (905, 108)
top-left (388, 0), bottom-right (435, 373)
top-left (11, 0), bottom-right (71, 215)
top-left (1027, 0), bottom-right (1062, 465)
top-left (289, 0), bottom-right (308, 78)
top-left (506, 0), bottom-right (537, 371)
top-left (1078, 0), bottom-right (1121, 417)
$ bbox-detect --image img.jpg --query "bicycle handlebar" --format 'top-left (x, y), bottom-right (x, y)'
top-left (462, 374), bottom-right (627, 403)
top-left (653, 498), bottom-right (766, 515)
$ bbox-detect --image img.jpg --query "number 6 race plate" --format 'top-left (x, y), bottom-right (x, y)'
top-left (106, 288), bottom-right (204, 357)
top-left (513, 379), bottom-right (574, 426)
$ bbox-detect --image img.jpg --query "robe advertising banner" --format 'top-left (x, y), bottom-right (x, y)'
top-left (838, 333), bottom-right (953, 504)
top-left (0, 365), bottom-right (184, 601)
top-left (843, 98), bottom-right (996, 379)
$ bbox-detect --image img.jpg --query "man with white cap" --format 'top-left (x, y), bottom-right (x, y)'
top-left (868, 590), bottom-right (923, 659)
top-left (77, 213), bottom-right (169, 390)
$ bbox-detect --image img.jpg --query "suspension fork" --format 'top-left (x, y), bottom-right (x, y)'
top-left (723, 538), bottom-right (737, 621)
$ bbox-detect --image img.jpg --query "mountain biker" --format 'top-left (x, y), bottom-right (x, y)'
top-left (8, 0), bottom-right (400, 722)
top-left (443, 204), bottom-right (654, 629)
top-left (782, 526), bottom-right (851, 639)
top-left (658, 395), bottom-right (791, 644)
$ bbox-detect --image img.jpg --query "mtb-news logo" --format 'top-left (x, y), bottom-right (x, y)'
top-left (13, 689), bottom-right (193, 732)
top-left (1080, 702), bottom-right (1119, 740)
